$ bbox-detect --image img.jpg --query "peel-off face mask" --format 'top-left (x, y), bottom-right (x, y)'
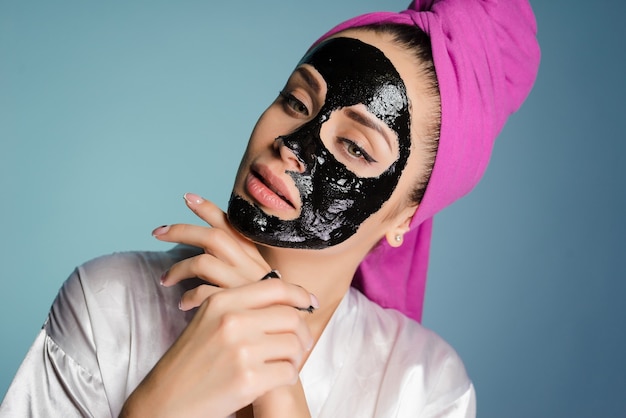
top-left (228, 37), bottom-right (412, 249)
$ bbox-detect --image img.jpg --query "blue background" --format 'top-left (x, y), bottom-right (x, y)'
top-left (1, 1), bottom-right (625, 416)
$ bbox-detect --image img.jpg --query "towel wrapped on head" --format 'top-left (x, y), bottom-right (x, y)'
top-left (316, 0), bottom-right (541, 322)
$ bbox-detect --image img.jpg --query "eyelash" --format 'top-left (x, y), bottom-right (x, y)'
top-left (279, 91), bottom-right (309, 117)
top-left (338, 137), bottom-right (376, 164)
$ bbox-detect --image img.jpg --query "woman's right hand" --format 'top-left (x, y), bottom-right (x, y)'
top-left (120, 278), bottom-right (316, 418)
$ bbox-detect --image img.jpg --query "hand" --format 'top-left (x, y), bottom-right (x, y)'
top-left (121, 280), bottom-right (315, 418)
top-left (184, 192), bottom-right (266, 272)
top-left (158, 193), bottom-right (272, 310)
top-left (178, 194), bottom-right (314, 418)
top-left (121, 194), bottom-right (316, 417)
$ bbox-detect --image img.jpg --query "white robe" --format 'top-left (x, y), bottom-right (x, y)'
top-left (0, 246), bottom-right (475, 417)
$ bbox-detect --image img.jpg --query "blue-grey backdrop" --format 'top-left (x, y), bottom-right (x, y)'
top-left (1, 1), bottom-right (625, 416)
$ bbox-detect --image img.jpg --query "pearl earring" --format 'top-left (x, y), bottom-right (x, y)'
top-left (395, 235), bottom-right (402, 242)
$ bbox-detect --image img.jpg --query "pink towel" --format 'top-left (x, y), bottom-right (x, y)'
top-left (317, 0), bottom-right (541, 322)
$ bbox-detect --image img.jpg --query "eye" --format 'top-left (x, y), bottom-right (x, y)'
top-left (279, 91), bottom-right (309, 116)
top-left (346, 141), bottom-right (363, 158)
top-left (339, 138), bottom-right (376, 163)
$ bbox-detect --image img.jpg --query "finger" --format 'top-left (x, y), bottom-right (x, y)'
top-left (179, 284), bottom-right (223, 311)
top-left (183, 193), bottom-right (231, 231)
top-left (162, 252), bottom-right (251, 288)
top-left (183, 193), bottom-right (267, 265)
top-left (201, 304), bottom-right (313, 357)
top-left (205, 280), bottom-right (319, 321)
top-left (153, 224), bottom-right (235, 259)
top-left (214, 304), bottom-right (314, 352)
top-left (258, 309), bottom-right (314, 355)
top-left (226, 328), bottom-right (308, 370)
top-left (176, 282), bottom-right (318, 359)
top-left (255, 333), bottom-right (308, 369)
top-left (153, 224), bottom-right (268, 279)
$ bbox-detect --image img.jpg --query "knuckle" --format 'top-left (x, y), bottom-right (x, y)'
top-left (283, 333), bottom-right (301, 354)
top-left (208, 227), bottom-right (228, 242)
top-left (205, 290), bottom-right (226, 312)
top-left (232, 344), bottom-right (251, 364)
top-left (264, 277), bottom-right (288, 296)
top-left (191, 253), bottom-right (212, 273)
top-left (219, 312), bottom-right (241, 336)
top-left (283, 309), bottom-right (301, 328)
top-left (289, 334), bottom-right (302, 355)
top-left (201, 228), bottom-right (232, 256)
top-left (207, 200), bottom-right (221, 214)
top-left (175, 223), bottom-right (190, 235)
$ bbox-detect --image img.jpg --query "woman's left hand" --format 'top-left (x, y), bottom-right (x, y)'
top-left (184, 192), bottom-right (267, 274)
top-left (155, 193), bottom-right (271, 309)
top-left (153, 193), bottom-right (312, 417)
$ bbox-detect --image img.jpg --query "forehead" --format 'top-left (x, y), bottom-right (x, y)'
top-left (298, 37), bottom-right (410, 131)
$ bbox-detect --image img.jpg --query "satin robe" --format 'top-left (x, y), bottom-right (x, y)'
top-left (1, 246), bottom-right (475, 417)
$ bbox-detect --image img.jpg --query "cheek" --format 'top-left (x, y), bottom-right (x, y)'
top-left (238, 112), bottom-right (276, 164)
top-left (254, 105), bottom-right (305, 143)
top-left (248, 109), bottom-right (275, 146)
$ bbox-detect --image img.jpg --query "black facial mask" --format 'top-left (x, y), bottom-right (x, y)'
top-left (228, 37), bottom-right (412, 249)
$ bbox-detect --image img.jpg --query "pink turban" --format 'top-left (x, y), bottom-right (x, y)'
top-left (318, 0), bottom-right (540, 322)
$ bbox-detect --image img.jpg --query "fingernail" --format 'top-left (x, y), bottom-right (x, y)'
top-left (309, 293), bottom-right (320, 310)
top-left (159, 271), bottom-right (168, 286)
top-left (183, 193), bottom-right (204, 205)
top-left (152, 225), bottom-right (170, 236)
top-left (178, 299), bottom-right (184, 311)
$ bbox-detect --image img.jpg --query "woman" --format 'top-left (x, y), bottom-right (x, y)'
top-left (0, 1), bottom-right (539, 417)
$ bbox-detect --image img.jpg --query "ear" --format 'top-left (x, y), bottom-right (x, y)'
top-left (385, 205), bottom-right (418, 248)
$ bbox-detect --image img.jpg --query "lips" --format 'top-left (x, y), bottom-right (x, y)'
top-left (245, 164), bottom-right (298, 211)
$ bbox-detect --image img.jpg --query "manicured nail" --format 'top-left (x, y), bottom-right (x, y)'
top-left (309, 293), bottom-right (320, 310)
top-left (159, 271), bottom-right (168, 286)
top-left (183, 193), bottom-right (204, 205)
top-left (152, 225), bottom-right (170, 236)
top-left (178, 299), bottom-right (183, 311)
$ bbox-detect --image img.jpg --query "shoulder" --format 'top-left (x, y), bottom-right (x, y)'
top-left (45, 245), bottom-right (202, 372)
top-left (51, 243), bottom-right (203, 320)
top-left (57, 245), bottom-right (203, 306)
top-left (75, 244), bottom-right (202, 290)
top-left (48, 245), bottom-right (200, 317)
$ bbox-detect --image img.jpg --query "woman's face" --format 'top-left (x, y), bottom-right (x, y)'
top-left (228, 30), bottom-right (431, 250)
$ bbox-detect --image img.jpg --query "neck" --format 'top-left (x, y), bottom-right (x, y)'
top-left (256, 243), bottom-right (368, 339)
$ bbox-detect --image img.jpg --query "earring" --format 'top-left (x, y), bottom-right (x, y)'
top-left (387, 233), bottom-right (404, 247)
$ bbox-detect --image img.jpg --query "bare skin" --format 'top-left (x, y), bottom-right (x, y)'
top-left (120, 29), bottom-right (438, 418)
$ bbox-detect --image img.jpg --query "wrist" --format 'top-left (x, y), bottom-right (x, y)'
top-left (253, 381), bottom-right (310, 418)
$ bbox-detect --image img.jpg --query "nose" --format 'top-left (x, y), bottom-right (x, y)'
top-left (275, 136), bottom-right (306, 173)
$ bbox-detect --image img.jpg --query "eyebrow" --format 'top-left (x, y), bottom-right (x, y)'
top-left (295, 67), bottom-right (322, 94)
top-left (344, 108), bottom-right (393, 152)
